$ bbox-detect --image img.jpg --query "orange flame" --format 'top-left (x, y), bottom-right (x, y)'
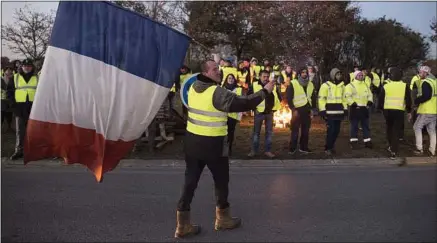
top-left (273, 103), bottom-right (292, 128)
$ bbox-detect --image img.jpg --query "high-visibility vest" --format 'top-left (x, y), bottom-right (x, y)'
top-left (253, 82), bottom-right (281, 112)
top-left (318, 81), bottom-right (346, 118)
top-left (344, 80), bottom-right (372, 106)
top-left (250, 65), bottom-right (261, 81)
top-left (172, 73), bottom-right (192, 92)
top-left (417, 78), bottom-right (437, 115)
top-left (186, 85), bottom-right (227, 136)
top-left (222, 66), bottom-right (238, 84)
top-left (237, 70), bottom-right (248, 87)
top-left (364, 76), bottom-right (371, 88)
top-left (280, 71), bottom-right (293, 93)
top-left (273, 65), bottom-right (281, 77)
top-left (290, 79), bottom-right (314, 108)
top-left (228, 87), bottom-right (243, 121)
top-left (410, 75), bottom-right (421, 90)
top-left (371, 72), bottom-right (381, 88)
top-left (14, 73), bottom-right (38, 102)
top-left (383, 81), bottom-right (406, 111)
top-left (349, 72), bottom-right (354, 82)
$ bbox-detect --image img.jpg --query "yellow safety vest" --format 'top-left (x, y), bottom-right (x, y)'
top-left (344, 80), bottom-right (372, 106)
top-left (14, 74), bottom-right (38, 102)
top-left (364, 76), bottom-right (371, 88)
top-left (383, 81), bottom-right (406, 111)
top-left (290, 79), bottom-right (314, 108)
top-left (171, 73), bottom-right (192, 92)
top-left (281, 71), bottom-right (295, 92)
top-left (410, 75), bottom-right (421, 90)
top-left (253, 82), bottom-right (281, 113)
top-left (228, 87), bottom-right (243, 120)
top-left (318, 81), bottom-right (346, 116)
top-left (371, 72), bottom-right (381, 88)
top-left (222, 66), bottom-right (238, 85)
top-left (186, 85), bottom-right (228, 136)
top-left (417, 78), bottom-right (437, 115)
top-left (273, 65), bottom-right (281, 77)
top-left (237, 70), bottom-right (248, 87)
top-left (349, 72), bottom-right (354, 82)
top-left (250, 65), bottom-right (261, 81)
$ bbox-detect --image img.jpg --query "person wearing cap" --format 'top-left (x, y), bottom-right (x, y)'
top-left (344, 70), bottom-right (373, 149)
top-left (8, 58), bottom-right (39, 160)
top-left (287, 67), bottom-right (317, 154)
top-left (411, 66), bottom-right (437, 156)
top-left (378, 67), bottom-right (412, 159)
top-left (247, 70), bottom-right (282, 158)
top-left (318, 68), bottom-right (348, 155)
top-left (1, 65), bottom-right (14, 132)
top-left (175, 60), bottom-right (275, 238)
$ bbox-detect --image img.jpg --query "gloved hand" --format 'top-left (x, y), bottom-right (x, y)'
top-left (367, 101), bottom-right (373, 107)
top-left (351, 102), bottom-right (358, 108)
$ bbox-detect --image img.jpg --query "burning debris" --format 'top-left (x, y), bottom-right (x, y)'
top-left (273, 103), bottom-right (292, 128)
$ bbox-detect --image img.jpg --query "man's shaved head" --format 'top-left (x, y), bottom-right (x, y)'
top-left (201, 60), bottom-right (221, 83)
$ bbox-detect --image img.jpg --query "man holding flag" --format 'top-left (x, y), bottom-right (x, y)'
top-left (176, 59), bottom-right (275, 238)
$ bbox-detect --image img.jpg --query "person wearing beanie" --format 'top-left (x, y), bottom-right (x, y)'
top-left (412, 65), bottom-right (436, 156)
top-left (344, 70), bottom-right (374, 149)
top-left (286, 66), bottom-right (317, 154)
top-left (318, 68), bottom-right (348, 155)
top-left (378, 67), bottom-right (412, 159)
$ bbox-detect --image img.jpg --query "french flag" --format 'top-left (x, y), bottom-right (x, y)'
top-left (23, 1), bottom-right (190, 182)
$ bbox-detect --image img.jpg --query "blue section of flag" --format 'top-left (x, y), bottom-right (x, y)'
top-left (50, 1), bottom-right (190, 88)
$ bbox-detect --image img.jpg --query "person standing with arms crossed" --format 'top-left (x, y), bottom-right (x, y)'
top-left (175, 60), bottom-right (275, 238)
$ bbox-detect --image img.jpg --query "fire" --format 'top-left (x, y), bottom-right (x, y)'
top-left (273, 103), bottom-right (292, 128)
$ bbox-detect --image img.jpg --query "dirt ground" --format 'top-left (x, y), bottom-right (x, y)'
top-left (1, 108), bottom-right (423, 161)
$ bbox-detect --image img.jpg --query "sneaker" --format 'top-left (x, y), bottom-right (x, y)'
top-left (427, 151), bottom-right (436, 157)
top-left (413, 149), bottom-right (423, 155)
top-left (299, 149), bottom-right (313, 154)
top-left (264, 152), bottom-right (276, 158)
top-left (325, 150), bottom-right (333, 156)
top-left (248, 151), bottom-right (256, 157)
top-left (389, 152), bottom-right (396, 160)
top-left (288, 149), bottom-right (297, 155)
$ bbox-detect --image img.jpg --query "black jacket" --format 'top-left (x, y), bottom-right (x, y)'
top-left (184, 74), bottom-right (268, 160)
top-left (286, 81), bottom-right (317, 114)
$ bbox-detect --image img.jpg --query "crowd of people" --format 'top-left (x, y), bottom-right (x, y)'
top-left (168, 57), bottom-right (437, 160)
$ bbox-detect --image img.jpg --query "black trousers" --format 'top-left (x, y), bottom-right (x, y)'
top-left (384, 110), bottom-right (404, 153)
top-left (290, 110), bottom-right (311, 151)
top-left (325, 119), bottom-right (342, 151)
top-left (177, 155), bottom-right (230, 211)
top-left (227, 118), bottom-right (238, 156)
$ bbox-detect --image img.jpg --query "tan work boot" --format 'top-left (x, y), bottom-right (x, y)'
top-left (174, 211), bottom-right (201, 238)
top-left (214, 207), bottom-right (241, 231)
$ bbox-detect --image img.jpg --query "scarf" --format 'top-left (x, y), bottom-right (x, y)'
top-left (298, 75), bottom-right (309, 87)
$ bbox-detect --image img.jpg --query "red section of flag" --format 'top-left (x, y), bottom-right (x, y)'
top-left (24, 120), bottom-right (135, 182)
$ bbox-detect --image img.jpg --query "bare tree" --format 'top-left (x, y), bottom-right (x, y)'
top-left (431, 17), bottom-right (437, 43)
top-left (1, 6), bottom-right (55, 60)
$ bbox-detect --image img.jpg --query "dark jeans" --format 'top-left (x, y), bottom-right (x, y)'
top-left (384, 110), bottom-right (404, 153)
top-left (227, 118), bottom-right (238, 156)
top-left (325, 119), bottom-right (342, 150)
top-left (15, 116), bottom-right (28, 153)
top-left (177, 155), bottom-right (230, 211)
top-left (252, 112), bottom-right (273, 152)
top-left (350, 118), bottom-right (371, 142)
top-left (290, 110), bottom-right (311, 150)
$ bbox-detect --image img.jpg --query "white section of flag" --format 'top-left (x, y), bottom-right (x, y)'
top-left (31, 46), bottom-right (169, 141)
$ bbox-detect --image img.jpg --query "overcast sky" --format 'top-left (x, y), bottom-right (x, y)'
top-left (1, 1), bottom-right (436, 59)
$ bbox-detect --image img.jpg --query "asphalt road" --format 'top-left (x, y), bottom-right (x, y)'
top-left (2, 165), bottom-right (436, 242)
